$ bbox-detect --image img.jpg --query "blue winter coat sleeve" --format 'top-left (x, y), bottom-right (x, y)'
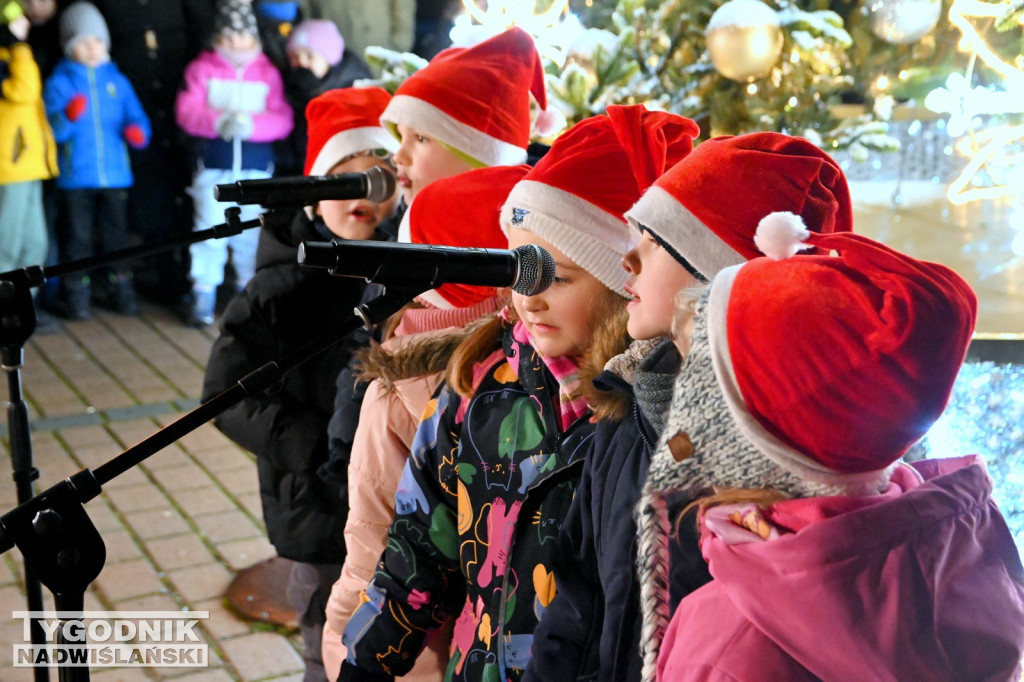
top-left (341, 383), bottom-right (464, 678)
top-left (42, 66), bottom-right (76, 143)
top-left (116, 71), bottom-right (150, 145)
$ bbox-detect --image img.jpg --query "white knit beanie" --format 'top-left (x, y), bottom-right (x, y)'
top-left (500, 105), bottom-right (699, 296)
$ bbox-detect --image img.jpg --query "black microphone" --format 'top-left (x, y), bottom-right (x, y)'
top-left (213, 166), bottom-right (396, 207)
top-left (297, 240), bottom-right (556, 296)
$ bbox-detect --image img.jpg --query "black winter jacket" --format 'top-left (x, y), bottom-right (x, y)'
top-left (201, 211), bottom-right (370, 563)
top-left (524, 343), bottom-right (711, 682)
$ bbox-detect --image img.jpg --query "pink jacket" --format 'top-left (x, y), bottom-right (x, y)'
top-left (174, 49), bottom-right (292, 143)
top-left (322, 299), bottom-right (502, 681)
top-left (658, 456), bottom-right (1024, 682)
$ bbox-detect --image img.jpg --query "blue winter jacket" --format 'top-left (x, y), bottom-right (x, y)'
top-left (43, 58), bottom-right (149, 190)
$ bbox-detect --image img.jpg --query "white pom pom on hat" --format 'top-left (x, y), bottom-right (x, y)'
top-left (753, 211), bottom-right (812, 260)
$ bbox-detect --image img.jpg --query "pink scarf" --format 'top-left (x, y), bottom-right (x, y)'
top-left (502, 312), bottom-right (589, 431)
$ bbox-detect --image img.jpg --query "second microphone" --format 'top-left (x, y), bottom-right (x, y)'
top-left (214, 166), bottom-right (396, 207)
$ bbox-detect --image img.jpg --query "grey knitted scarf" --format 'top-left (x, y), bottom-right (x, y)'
top-left (634, 338), bottom-right (680, 437)
top-left (634, 292), bottom-right (839, 682)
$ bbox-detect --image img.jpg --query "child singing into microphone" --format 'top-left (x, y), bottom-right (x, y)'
top-left (338, 105), bottom-right (697, 682)
top-left (200, 86), bottom-right (397, 682)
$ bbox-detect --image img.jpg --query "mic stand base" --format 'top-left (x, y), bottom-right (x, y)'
top-left (0, 288), bottom-right (420, 679)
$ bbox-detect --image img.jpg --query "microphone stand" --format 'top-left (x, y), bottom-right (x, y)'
top-left (0, 206), bottom-right (287, 682)
top-left (0, 285), bottom-right (420, 681)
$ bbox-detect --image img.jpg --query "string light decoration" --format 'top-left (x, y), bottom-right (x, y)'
top-left (925, 0), bottom-right (1024, 204)
top-left (451, 0), bottom-right (583, 65)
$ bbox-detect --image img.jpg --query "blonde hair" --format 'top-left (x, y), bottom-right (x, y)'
top-left (676, 487), bottom-right (790, 541)
top-left (447, 287), bottom-right (630, 401)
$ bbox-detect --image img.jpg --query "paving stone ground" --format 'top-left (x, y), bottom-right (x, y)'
top-left (1, 304), bottom-right (304, 681)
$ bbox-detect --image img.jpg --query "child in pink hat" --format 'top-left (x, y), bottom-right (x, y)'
top-left (277, 18), bottom-right (372, 176)
top-left (652, 224), bottom-right (1024, 680)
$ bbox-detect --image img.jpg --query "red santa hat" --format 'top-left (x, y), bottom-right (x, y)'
top-left (304, 86), bottom-right (399, 177)
top-left (708, 222), bottom-right (977, 490)
top-left (398, 165), bottom-right (531, 309)
top-left (380, 27), bottom-right (551, 167)
top-left (500, 105), bottom-right (700, 295)
top-left (626, 131), bottom-right (853, 281)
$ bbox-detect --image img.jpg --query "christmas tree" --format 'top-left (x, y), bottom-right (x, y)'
top-left (363, 0), bottom-right (1021, 171)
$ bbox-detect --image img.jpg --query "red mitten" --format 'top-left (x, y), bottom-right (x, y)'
top-left (65, 94), bottom-right (87, 122)
top-left (123, 124), bottom-right (147, 149)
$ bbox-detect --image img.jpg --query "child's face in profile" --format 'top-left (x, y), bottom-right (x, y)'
top-left (69, 36), bottom-right (108, 67)
top-left (288, 47), bottom-right (329, 78)
top-left (217, 30), bottom-right (259, 53)
top-left (316, 154), bottom-right (397, 240)
top-left (392, 123), bottom-right (476, 204)
top-left (622, 230), bottom-right (698, 342)
top-left (21, 0), bottom-right (56, 25)
top-left (508, 226), bottom-right (612, 360)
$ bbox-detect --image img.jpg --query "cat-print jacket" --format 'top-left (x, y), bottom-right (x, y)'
top-left (341, 323), bottom-right (595, 682)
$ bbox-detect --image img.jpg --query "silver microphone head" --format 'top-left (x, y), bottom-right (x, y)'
top-left (364, 166), bottom-right (397, 203)
top-left (512, 244), bottom-right (556, 296)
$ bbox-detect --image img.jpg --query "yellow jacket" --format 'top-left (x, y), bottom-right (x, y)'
top-left (1, 42), bottom-right (57, 183)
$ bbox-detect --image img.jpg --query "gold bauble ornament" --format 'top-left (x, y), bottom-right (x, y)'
top-left (705, 0), bottom-right (784, 82)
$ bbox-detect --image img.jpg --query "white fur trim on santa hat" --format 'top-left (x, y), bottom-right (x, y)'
top-left (501, 180), bottom-right (630, 296)
top-left (308, 127), bottom-right (399, 178)
top-left (381, 94), bottom-right (528, 167)
top-left (625, 186), bottom-right (746, 280)
top-left (753, 211), bottom-right (811, 260)
top-left (707, 265), bottom-right (895, 496)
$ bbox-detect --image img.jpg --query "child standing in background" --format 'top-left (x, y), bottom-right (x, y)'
top-left (0, 2), bottom-right (56, 281)
top-left (277, 18), bottom-right (370, 177)
top-left (201, 86), bottom-right (397, 682)
top-left (43, 1), bottom-right (149, 320)
top-left (175, 0), bottom-right (293, 328)
top-left (339, 105), bottom-right (696, 682)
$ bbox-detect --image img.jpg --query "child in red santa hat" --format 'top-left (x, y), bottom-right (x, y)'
top-left (201, 85), bottom-right (397, 682)
top-left (379, 26), bottom-right (560, 205)
top-left (320, 162), bottom-right (532, 681)
top-left (338, 104), bottom-right (695, 682)
top-left (526, 132), bottom-right (854, 682)
top-left (650, 219), bottom-right (1024, 680)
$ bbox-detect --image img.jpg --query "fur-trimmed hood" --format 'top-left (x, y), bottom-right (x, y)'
top-left (355, 316), bottom-right (493, 393)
